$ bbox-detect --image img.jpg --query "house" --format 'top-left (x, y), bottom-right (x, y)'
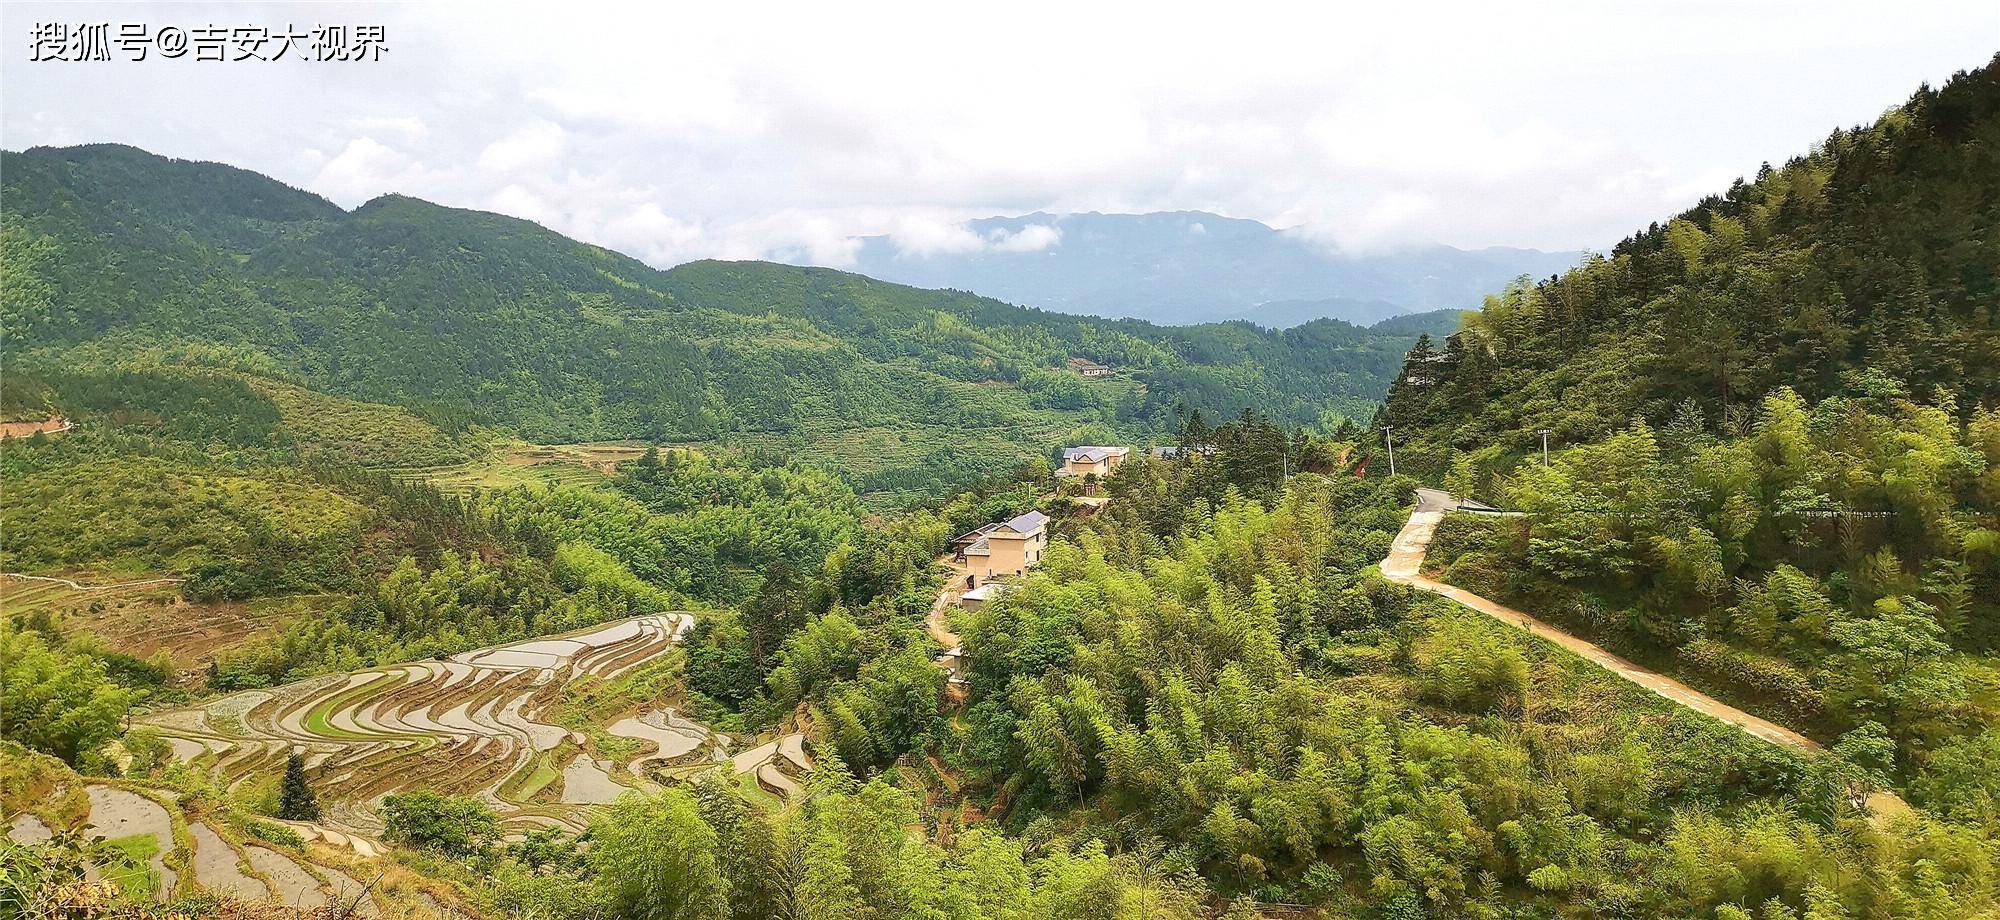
top-left (951, 523), bottom-right (1002, 560)
top-left (958, 583), bottom-right (1012, 612)
top-left (959, 510), bottom-right (1049, 585)
top-left (1149, 445), bottom-right (1215, 460)
top-left (1066, 357), bottom-right (1114, 377)
top-left (1060, 446), bottom-right (1130, 478)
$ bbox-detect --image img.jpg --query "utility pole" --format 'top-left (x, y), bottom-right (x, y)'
top-left (1382, 426), bottom-right (1397, 478)
top-left (1539, 429), bottom-right (1551, 467)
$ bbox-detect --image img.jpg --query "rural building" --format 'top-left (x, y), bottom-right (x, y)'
top-left (952, 523), bottom-right (1002, 559)
top-left (1066, 357), bottom-right (1114, 377)
top-left (1060, 446), bottom-right (1130, 478)
top-left (957, 510), bottom-right (1049, 584)
top-left (959, 583), bottom-right (1012, 611)
top-left (932, 646), bottom-right (969, 685)
top-left (1149, 445), bottom-right (1215, 460)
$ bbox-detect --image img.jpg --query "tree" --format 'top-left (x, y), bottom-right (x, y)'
top-left (0, 623), bottom-right (138, 764)
top-left (591, 789), bottom-right (729, 920)
top-left (277, 752), bottom-right (321, 821)
top-left (381, 790), bottom-right (498, 857)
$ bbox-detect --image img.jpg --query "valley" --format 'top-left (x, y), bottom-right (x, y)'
top-left (3, 48), bottom-right (1998, 920)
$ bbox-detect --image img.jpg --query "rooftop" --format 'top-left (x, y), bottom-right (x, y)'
top-left (952, 522), bottom-right (1002, 546)
top-left (997, 510), bottom-right (1049, 534)
top-left (961, 583), bottom-right (1014, 602)
top-left (1064, 446), bottom-right (1129, 462)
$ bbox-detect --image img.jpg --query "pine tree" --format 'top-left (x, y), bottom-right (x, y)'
top-left (278, 751), bottom-right (322, 821)
top-left (1180, 409), bottom-right (1211, 449)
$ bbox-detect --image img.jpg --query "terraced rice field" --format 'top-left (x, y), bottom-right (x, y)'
top-left (137, 614), bottom-right (812, 837)
top-left (83, 786), bottom-right (177, 899)
top-left (3, 782), bottom-right (381, 915)
top-left (189, 822), bottom-right (267, 902)
top-left (8, 613), bottom-right (821, 912)
top-left (1, 574), bottom-right (326, 671)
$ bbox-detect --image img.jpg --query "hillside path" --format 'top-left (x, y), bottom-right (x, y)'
top-left (1382, 488), bottom-right (1821, 751)
top-left (926, 553), bottom-right (968, 649)
top-left (0, 417), bottom-right (73, 439)
top-left (2, 572), bottom-right (186, 591)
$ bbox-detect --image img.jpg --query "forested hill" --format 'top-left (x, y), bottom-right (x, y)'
top-left (1381, 55), bottom-right (1999, 468)
top-left (1371, 56), bottom-right (2000, 835)
top-left (1, 143), bottom-right (1422, 496)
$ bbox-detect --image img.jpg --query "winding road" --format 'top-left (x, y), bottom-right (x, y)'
top-left (925, 553), bottom-right (969, 649)
top-left (1382, 488), bottom-right (1823, 750)
top-left (1384, 490), bottom-right (1912, 818)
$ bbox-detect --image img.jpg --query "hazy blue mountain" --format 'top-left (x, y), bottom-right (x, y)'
top-left (845, 210), bottom-right (1583, 327)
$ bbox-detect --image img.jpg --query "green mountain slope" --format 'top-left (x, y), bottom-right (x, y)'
top-left (1381, 58), bottom-right (1998, 463)
top-left (1376, 56), bottom-right (2000, 817)
top-left (2, 144), bottom-right (1421, 498)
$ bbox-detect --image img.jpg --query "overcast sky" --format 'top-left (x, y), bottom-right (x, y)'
top-left (5, 2), bottom-right (1996, 267)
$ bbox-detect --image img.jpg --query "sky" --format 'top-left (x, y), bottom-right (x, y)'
top-left (4, 1), bottom-right (1996, 268)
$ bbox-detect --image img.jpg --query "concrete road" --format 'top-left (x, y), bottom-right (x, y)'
top-left (1383, 490), bottom-right (1820, 752)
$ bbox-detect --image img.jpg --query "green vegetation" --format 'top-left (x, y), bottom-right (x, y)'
top-left (6, 52), bottom-right (1999, 920)
top-left (97, 834), bottom-right (158, 901)
top-left (280, 752), bottom-right (322, 824)
top-left (2, 143), bottom-right (1426, 501)
top-left (1418, 385), bottom-right (2000, 818)
top-left (2, 449), bottom-right (367, 594)
top-left (922, 429), bottom-right (1995, 916)
top-left (439, 775), bottom-right (1216, 920)
top-left (1377, 58), bottom-right (2000, 826)
top-left (1246, 53), bottom-right (2000, 915)
top-left (0, 621), bottom-right (143, 766)
top-left (381, 790), bottom-right (502, 857)
top-left (4, 361), bottom-right (476, 469)
top-left (1379, 59), bottom-right (1999, 468)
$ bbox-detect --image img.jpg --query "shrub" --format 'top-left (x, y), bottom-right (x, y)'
top-left (381, 790), bottom-right (499, 857)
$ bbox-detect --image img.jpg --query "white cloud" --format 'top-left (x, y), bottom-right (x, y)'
top-left (476, 121), bottom-right (568, 177)
top-left (352, 116), bottom-right (428, 142)
top-left (990, 224), bottom-right (1061, 253)
top-left (5, 0), bottom-right (1995, 264)
top-left (485, 184), bottom-right (558, 227)
top-left (600, 203), bottom-right (709, 266)
top-left (885, 215), bottom-right (991, 257)
top-left (310, 138), bottom-right (428, 207)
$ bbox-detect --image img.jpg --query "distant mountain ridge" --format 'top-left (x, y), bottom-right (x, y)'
top-left (845, 210), bottom-right (1583, 327)
top-left (1, 143), bottom-right (1438, 500)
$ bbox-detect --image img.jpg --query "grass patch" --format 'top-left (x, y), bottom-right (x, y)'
top-left (594, 735), bottom-right (642, 763)
top-left (403, 440), bottom-right (642, 494)
top-left (499, 750), bottom-right (566, 805)
top-left (100, 833), bottom-right (159, 900)
top-left (548, 653), bottom-right (686, 736)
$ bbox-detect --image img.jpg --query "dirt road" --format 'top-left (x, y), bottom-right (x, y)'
top-left (926, 553), bottom-right (968, 648)
top-left (1383, 496), bottom-right (1917, 817)
top-left (0, 416), bottom-right (73, 439)
top-left (1382, 489), bottom-right (1819, 751)
top-left (2, 572), bottom-right (186, 592)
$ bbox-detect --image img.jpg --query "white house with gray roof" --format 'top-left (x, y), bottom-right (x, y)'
top-left (955, 510), bottom-right (1049, 585)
